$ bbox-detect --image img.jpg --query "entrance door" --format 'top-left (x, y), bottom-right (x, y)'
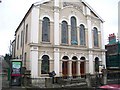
top-left (62, 61), bottom-right (68, 78)
top-left (80, 61), bottom-right (85, 77)
top-left (72, 61), bottom-right (77, 78)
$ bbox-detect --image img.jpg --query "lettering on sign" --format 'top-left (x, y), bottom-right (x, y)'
top-left (63, 2), bottom-right (83, 12)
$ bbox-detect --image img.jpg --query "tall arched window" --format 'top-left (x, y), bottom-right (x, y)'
top-left (71, 16), bottom-right (78, 45)
top-left (42, 17), bottom-right (50, 42)
top-left (61, 21), bottom-right (68, 44)
top-left (41, 55), bottom-right (49, 74)
top-left (80, 24), bottom-right (86, 45)
top-left (95, 57), bottom-right (99, 72)
top-left (93, 27), bottom-right (99, 47)
top-left (72, 56), bottom-right (77, 78)
top-left (62, 56), bottom-right (69, 79)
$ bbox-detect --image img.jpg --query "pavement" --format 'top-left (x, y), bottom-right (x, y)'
top-left (1, 86), bottom-right (99, 90)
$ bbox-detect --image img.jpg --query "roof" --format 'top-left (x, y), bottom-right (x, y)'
top-left (15, 0), bottom-right (104, 34)
top-left (82, 0), bottom-right (104, 22)
top-left (15, 4), bottom-right (34, 35)
top-left (15, 0), bottom-right (51, 35)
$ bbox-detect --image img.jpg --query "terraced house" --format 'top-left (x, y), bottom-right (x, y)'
top-left (12, 0), bottom-right (106, 78)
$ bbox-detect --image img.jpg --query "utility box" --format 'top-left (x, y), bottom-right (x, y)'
top-left (10, 59), bottom-right (22, 86)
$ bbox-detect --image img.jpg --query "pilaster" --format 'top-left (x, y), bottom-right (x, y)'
top-left (30, 46), bottom-right (38, 78)
top-left (54, 0), bottom-right (60, 77)
top-left (88, 51), bottom-right (94, 74)
top-left (100, 23), bottom-right (105, 49)
top-left (54, 48), bottom-right (60, 77)
top-left (77, 61), bottom-right (80, 76)
top-left (68, 60), bottom-right (72, 77)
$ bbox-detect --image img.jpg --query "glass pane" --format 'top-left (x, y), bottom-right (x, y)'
top-left (61, 21), bottom-right (68, 44)
top-left (93, 27), bottom-right (99, 47)
top-left (80, 24), bottom-right (86, 45)
top-left (42, 17), bottom-right (50, 42)
top-left (41, 55), bottom-right (49, 74)
top-left (71, 17), bottom-right (77, 45)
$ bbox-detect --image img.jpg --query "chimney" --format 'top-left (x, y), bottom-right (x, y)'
top-left (108, 33), bottom-right (116, 44)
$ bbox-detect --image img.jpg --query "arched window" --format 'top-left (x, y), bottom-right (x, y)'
top-left (42, 17), bottom-right (50, 42)
top-left (61, 21), bottom-right (68, 44)
top-left (62, 56), bottom-right (69, 79)
top-left (80, 57), bottom-right (86, 77)
top-left (95, 57), bottom-right (99, 72)
top-left (72, 56), bottom-right (78, 60)
top-left (80, 57), bottom-right (85, 60)
top-left (80, 24), bottom-right (86, 45)
top-left (93, 27), bottom-right (99, 47)
top-left (62, 56), bottom-right (69, 60)
top-left (41, 55), bottom-right (49, 74)
top-left (71, 16), bottom-right (78, 45)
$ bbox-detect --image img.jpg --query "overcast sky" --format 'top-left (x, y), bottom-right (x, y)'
top-left (0, 0), bottom-right (119, 55)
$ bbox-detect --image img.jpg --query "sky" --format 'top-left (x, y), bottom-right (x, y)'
top-left (0, 0), bottom-right (119, 55)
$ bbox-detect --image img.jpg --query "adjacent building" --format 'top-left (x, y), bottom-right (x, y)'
top-left (105, 33), bottom-right (120, 70)
top-left (12, 0), bottom-right (106, 78)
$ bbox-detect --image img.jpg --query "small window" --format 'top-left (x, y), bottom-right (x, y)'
top-left (17, 35), bottom-right (19, 50)
top-left (25, 24), bottom-right (28, 43)
top-left (21, 31), bottom-right (23, 47)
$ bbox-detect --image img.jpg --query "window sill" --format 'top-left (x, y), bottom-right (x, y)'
top-left (41, 42), bottom-right (51, 44)
top-left (94, 46), bottom-right (100, 49)
top-left (61, 43), bottom-right (69, 46)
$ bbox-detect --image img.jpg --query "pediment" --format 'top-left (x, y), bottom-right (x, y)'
top-left (62, 1), bottom-right (83, 13)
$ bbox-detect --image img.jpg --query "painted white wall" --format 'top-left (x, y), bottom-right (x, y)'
top-left (54, 0), bottom-right (60, 76)
top-left (54, 48), bottom-right (60, 76)
top-left (102, 52), bottom-right (106, 69)
top-left (30, 47), bottom-right (38, 78)
top-left (30, 6), bottom-right (39, 77)
top-left (100, 23), bottom-right (105, 49)
top-left (30, 6), bottom-right (39, 43)
top-left (86, 7), bottom-right (93, 49)
top-left (88, 51), bottom-right (94, 74)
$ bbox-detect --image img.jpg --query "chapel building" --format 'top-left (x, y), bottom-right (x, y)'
top-left (12, 0), bottom-right (106, 78)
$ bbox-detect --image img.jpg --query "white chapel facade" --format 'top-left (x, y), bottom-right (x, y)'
top-left (12, 0), bottom-right (106, 78)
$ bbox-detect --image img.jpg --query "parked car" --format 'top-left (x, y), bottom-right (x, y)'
top-left (99, 84), bottom-right (120, 90)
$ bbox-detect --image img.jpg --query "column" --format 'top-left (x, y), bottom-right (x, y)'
top-left (30, 46), bottom-right (38, 78)
top-left (68, 60), bottom-right (72, 77)
top-left (89, 51), bottom-right (94, 74)
top-left (54, 48), bottom-right (60, 77)
top-left (77, 27), bottom-right (80, 46)
top-left (100, 23), bottom-right (105, 49)
top-left (86, 7), bottom-right (94, 74)
top-left (102, 52), bottom-right (106, 69)
top-left (54, 0), bottom-right (60, 45)
top-left (38, 59), bottom-right (41, 76)
top-left (87, 13), bottom-right (92, 48)
top-left (54, 0), bottom-right (60, 77)
top-left (68, 25), bottom-right (71, 45)
top-left (77, 61), bottom-right (80, 77)
top-left (60, 60), bottom-right (63, 76)
top-left (30, 6), bottom-right (39, 44)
